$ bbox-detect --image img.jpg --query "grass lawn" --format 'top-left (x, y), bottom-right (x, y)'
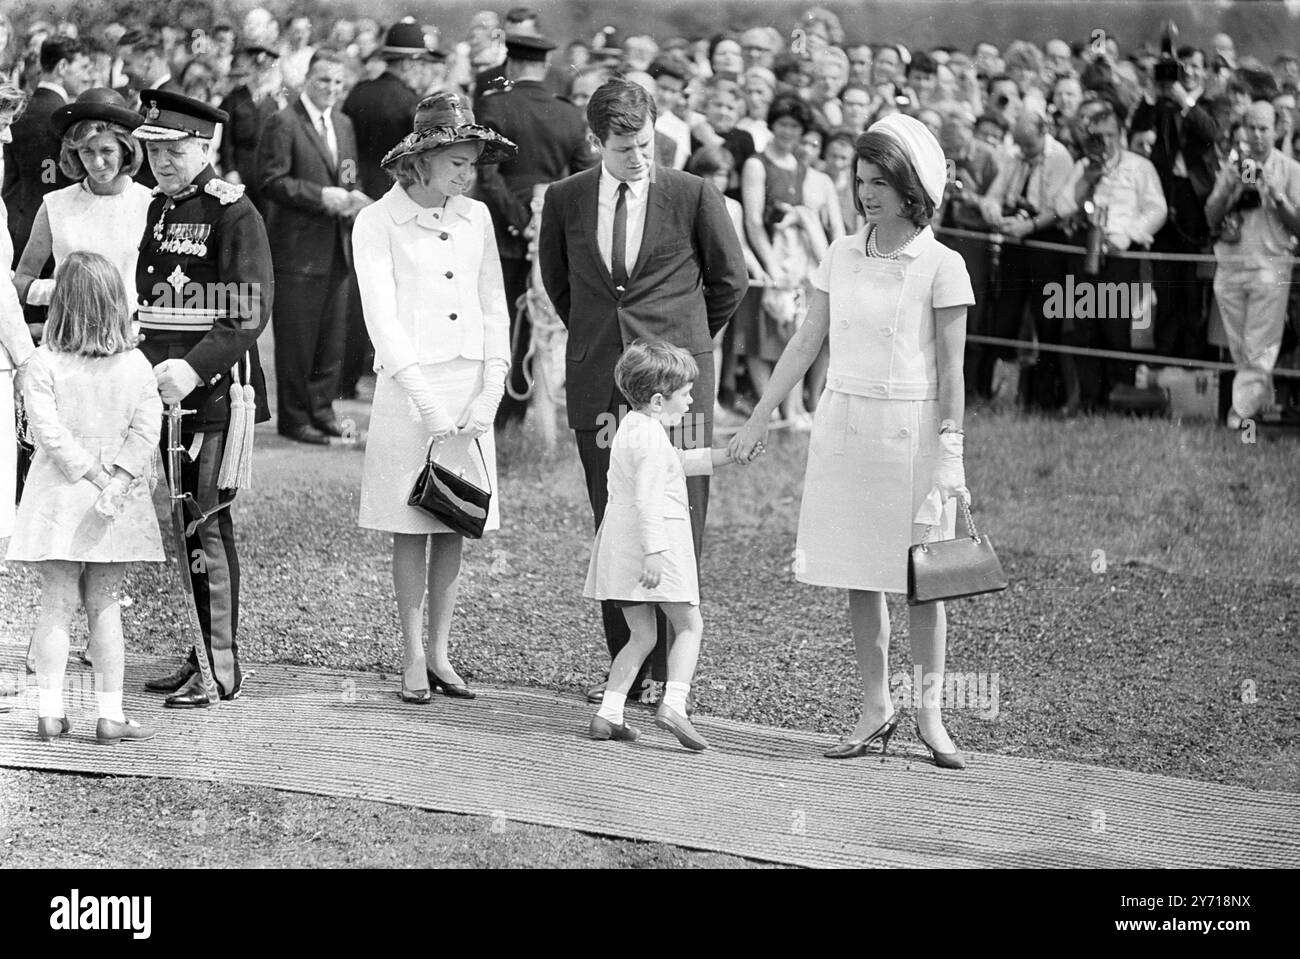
top-left (2, 397), bottom-right (1297, 866)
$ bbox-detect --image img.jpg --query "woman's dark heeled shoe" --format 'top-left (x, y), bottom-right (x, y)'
top-left (916, 725), bottom-right (967, 770)
top-left (427, 667), bottom-right (476, 700)
top-left (824, 711), bottom-right (901, 759)
top-left (398, 686), bottom-right (433, 704)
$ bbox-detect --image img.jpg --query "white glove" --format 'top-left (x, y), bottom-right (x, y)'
top-left (392, 365), bottom-right (457, 440)
top-left (914, 432), bottom-right (970, 526)
top-left (93, 477), bottom-right (130, 520)
top-left (458, 359), bottom-right (509, 438)
top-left (25, 278), bottom-right (56, 307)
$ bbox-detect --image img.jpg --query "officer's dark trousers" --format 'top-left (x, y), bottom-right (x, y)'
top-left (160, 428), bottom-right (241, 697)
top-left (273, 248), bottom-right (351, 432)
top-left (573, 396), bottom-right (711, 695)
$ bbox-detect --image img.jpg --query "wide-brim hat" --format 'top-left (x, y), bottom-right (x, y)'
top-left (381, 92), bottom-right (517, 168)
top-left (51, 88), bottom-right (142, 139)
top-left (379, 19), bottom-right (445, 61)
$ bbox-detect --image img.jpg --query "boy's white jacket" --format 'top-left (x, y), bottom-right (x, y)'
top-left (606, 410), bottom-right (713, 555)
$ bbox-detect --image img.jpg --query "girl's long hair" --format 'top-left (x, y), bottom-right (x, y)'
top-left (44, 251), bottom-right (135, 357)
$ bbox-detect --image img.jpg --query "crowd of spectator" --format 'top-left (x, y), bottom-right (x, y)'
top-left (3, 5), bottom-right (1299, 425)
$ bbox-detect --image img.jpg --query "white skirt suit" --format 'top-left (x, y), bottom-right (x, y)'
top-left (796, 227), bottom-right (975, 593)
top-left (351, 186), bottom-right (510, 534)
top-left (584, 411), bottom-right (715, 604)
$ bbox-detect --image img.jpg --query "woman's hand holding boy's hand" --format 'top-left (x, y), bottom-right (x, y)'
top-left (639, 552), bottom-right (666, 589)
top-left (727, 415), bottom-right (769, 465)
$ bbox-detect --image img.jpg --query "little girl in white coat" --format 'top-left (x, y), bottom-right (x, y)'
top-left (6, 252), bottom-right (164, 745)
top-left (584, 342), bottom-right (744, 751)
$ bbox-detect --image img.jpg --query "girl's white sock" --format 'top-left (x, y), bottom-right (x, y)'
top-left (663, 681), bottom-right (690, 714)
top-left (37, 688), bottom-right (65, 719)
top-left (96, 690), bottom-right (125, 723)
top-left (596, 690), bottom-right (626, 725)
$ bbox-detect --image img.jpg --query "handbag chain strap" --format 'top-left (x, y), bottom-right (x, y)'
top-left (918, 495), bottom-right (980, 550)
top-left (425, 437), bottom-right (493, 494)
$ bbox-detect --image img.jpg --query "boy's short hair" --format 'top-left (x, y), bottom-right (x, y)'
top-left (614, 340), bottom-right (699, 408)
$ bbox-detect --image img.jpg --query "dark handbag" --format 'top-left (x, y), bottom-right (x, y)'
top-left (907, 498), bottom-right (1008, 605)
top-left (407, 437), bottom-right (492, 538)
top-left (15, 391), bottom-right (33, 506)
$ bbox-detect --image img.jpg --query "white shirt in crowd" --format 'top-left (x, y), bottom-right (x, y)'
top-left (655, 111), bottom-right (692, 169)
top-left (298, 91), bottom-right (337, 163)
top-left (597, 164), bottom-right (649, 280)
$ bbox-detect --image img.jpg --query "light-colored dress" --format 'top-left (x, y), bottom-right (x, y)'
top-left (584, 410), bottom-right (715, 604)
top-left (351, 185), bottom-right (510, 534)
top-left (6, 347), bottom-right (164, 563)
top-left (795, 227), bottom-right (974, 593)
top-left (37, 180), bottom-right (154, 305)
top-left (1, 197), bottom-right (36, 538)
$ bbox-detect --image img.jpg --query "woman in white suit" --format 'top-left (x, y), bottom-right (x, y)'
top-left (1, 81), bottom-right (36, 545)
top-left (351, 93), bottom-right (516, 703)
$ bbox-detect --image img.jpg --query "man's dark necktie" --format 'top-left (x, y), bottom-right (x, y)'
top-left (612, 182), bottom-right (628, 289)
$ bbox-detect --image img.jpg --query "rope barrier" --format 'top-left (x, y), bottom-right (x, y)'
top-left (935, 224), bottom-right (1300, 268)
top-left (965, 334), bottom-right (1300, 380)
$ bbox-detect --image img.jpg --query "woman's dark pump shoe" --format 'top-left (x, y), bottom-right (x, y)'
top-left (916, 725), bottom-right (967, 770)
top-left (427, 667), bottom-right (476, 699)
top-left (824, 711), bottom-right (900, 759)
top-left (399, 686), bottom-right (434, 704)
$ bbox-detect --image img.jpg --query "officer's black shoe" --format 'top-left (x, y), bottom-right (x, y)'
top-left (164, 672), bottom-right (216, 708)
top-left (279, 425), bottom-right (330, 446)
top-left (144, 661), bottom-right (198, 693)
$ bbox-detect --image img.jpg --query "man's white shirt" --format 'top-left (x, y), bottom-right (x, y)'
top-left (597, 164), bottom-right (650, 282)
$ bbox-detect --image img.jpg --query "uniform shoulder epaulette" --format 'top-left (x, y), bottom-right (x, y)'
top-left (205, 178), bottom-right (246, 205)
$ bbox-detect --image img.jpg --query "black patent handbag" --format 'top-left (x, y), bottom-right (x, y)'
top-left (407, 437), bottom-right (492, 538)
top-left (907, 497), bottom-right (1009, 605)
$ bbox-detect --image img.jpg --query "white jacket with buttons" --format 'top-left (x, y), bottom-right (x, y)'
top-left (351, 184), bottom-right (510, 373)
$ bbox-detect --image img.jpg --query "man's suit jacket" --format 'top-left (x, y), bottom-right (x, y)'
top-left (539, 165), bottom-right (748, 432)
top-left (217, 85), bottom-right (278, 206)
top-left (341, 70), bottom-right (420, 204)
top-left (1, 86), bottom-right (71, 263)
top-left (256, 98), bottom-right (359, 277)
top-left (475, 79), bottom-right (594, 260)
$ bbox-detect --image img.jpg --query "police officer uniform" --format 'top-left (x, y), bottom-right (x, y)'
top-left (133, 91), bottom-right (274, 707)
top-left (474, 34), bottom-right (595, 425)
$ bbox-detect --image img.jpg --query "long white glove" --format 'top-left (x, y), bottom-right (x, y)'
top-left (458, 358), bottom-right (509, 438)
top-left (392, 365), bottom-right (457, 441)
top-left (25, 278), bottom-right (56, 307)
top-left (914, 432), bottom-right (971, 527)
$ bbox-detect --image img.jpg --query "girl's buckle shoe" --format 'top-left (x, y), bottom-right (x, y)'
top-left (96, 717), bottom-right (157, 745)
top-left (589, 715), bottom-right (639, 742)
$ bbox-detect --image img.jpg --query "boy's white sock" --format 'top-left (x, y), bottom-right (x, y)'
top-left (96, 690), bottom-right (125, 723)
top-left (663, 681), bottom-right (690, 714)
top-left (596, 690), bottom-right (626, 725)
top-left (37, 688), bottom-right (65, 719)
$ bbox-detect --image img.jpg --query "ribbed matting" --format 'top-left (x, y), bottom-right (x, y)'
top-left (1, 643), bottom-right (1296, 868)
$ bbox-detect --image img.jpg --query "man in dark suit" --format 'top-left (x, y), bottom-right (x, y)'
top-left (117, 30), bottom-right (185, 190)
top-left (1, 36), bottom-right (90, 262)
top-left (257, 50), bottom-right (364, 445)
top-left (476, 33), bottom-right (595, 426)
top-left (539, 78), bottom-right (747, 708)
top-left (217, 45), bottom-right (282, 212)
top-left (339, 19), bottom-right (444, 399)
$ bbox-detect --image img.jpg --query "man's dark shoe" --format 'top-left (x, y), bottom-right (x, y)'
top-left (279, 425), bottom-right (329, 446)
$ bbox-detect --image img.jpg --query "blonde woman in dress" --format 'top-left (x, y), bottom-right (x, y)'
top-left (731, 115), bottom-right (976, 769)
top-left (14, 88), bottom-right (151, 328)
top-left (352, 93), bottom-right (515, 703)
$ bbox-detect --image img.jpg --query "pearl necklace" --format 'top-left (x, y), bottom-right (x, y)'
top-left (866, 224), bottom-right (924, 260)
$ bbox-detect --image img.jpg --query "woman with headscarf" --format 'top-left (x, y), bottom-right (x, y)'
top-left (14, 88), bottom-right (151, 334)
top-left (730, 115), bottom-right (977, 769)
top-left (351, 93), bottom-right (515, 704)
top-left (2, 81), bottom-right (37, 550)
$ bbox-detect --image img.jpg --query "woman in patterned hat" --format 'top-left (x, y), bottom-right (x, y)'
top-left (14, 88), bottom-right (152, 339)
top-left (352, 92), bottom-right (516, 703)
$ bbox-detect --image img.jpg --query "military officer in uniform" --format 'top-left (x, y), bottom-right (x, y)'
top-left (475, 34), bottom-right (595, 425)
top-left (132, 90), bottom-right (274, 708)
